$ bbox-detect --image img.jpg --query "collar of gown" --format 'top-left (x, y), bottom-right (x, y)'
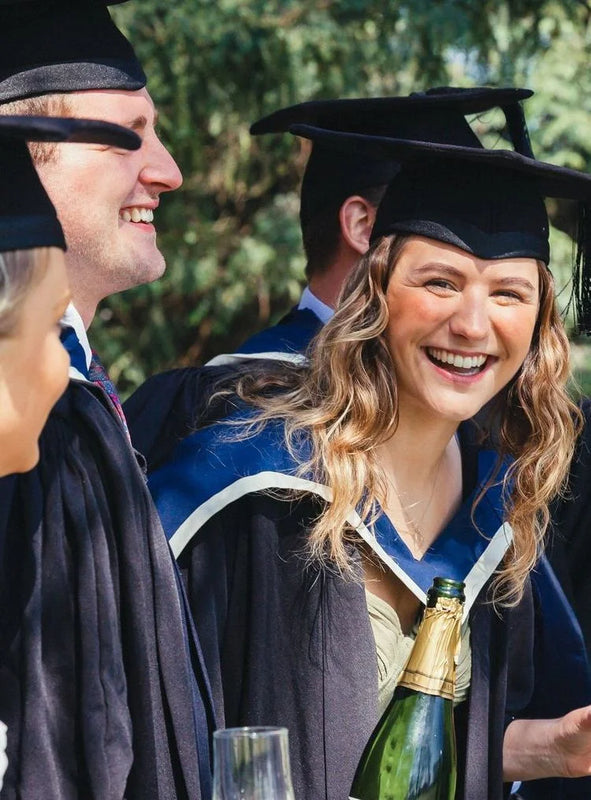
top-left (149, 410), bottom-right (512, 618)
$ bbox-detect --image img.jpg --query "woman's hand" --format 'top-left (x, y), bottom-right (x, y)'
top-left (503, 706), bottom-right (591, 781)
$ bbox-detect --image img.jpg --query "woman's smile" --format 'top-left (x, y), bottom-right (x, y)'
top-left (423, 346), bottom-right (495, 381)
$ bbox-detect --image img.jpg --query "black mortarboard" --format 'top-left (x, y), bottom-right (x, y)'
top-left (250, 87), bottom-right (534, 228)
top-left (288, 126), bottom-right (591, 331)
top-left (0, 0), bottom-right (145, 103)
top-left (0, 114), bottom-right (140, 251)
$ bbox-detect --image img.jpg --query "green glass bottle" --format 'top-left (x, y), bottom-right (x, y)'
top-left (350, 577), bottom-right (465, 800)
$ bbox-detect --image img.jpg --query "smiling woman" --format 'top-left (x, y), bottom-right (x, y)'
top-left (143, 116), bottom-right (591, 799)
top-left (217, 228), bottom-right (567, 609)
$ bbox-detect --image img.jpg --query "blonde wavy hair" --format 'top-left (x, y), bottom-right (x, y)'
top-left (223, 234), bottom-right (581, 604)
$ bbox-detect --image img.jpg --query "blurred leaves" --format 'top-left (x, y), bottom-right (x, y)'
top-left (87, 0), bottom-right (591, 397)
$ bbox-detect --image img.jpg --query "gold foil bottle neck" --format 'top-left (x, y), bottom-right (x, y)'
top-left (397, 595), bottom-right (463, 700)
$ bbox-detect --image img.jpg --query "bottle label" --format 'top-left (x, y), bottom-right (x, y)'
top-left (397, 596), bottom-right (462, 700)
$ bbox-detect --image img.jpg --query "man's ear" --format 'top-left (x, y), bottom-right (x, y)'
top-left (339, 195), bottom-right (377, 256)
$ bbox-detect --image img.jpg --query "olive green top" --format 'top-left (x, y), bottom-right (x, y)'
top-left (365, 590), bottom-right (472, 716)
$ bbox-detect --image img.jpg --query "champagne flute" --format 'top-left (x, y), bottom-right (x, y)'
top-left (212, 726), bottom-right (296, 800)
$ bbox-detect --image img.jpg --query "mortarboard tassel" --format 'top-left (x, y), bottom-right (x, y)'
top-left (573, 201), bottom-right (591, 335)
top-left (501, 102), bottom-right (534, 158)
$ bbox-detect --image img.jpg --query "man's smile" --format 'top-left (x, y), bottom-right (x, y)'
top-left (120, 206), bottom-right (154, 223)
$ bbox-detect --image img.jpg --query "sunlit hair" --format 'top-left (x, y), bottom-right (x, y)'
top-left (221, 235), bottom-right (581, 605)
top-left (0, 248), bottom-right (51, 336)
top-left (485, 257), bottom-right (583, 603)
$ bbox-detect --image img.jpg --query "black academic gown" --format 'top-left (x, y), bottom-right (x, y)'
top-left (139, 401), bottom-right (591, 800)
top-left (123, 364), bottom-right (232, 473)
top-left (0, 380), bottom-right (214, 800)
top-left (548, 398), bottom-right (591, 657)
top-left (177, 489), bottom-right (537, 800)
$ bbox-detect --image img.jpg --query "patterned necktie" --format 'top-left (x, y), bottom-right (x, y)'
top-left (88, 350), bottom-right (131, 442)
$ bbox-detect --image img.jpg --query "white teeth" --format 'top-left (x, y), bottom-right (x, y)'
top-left (427, 348), bottom-right (487, 370)
top-left (120, 207), bottom-right (154, 223)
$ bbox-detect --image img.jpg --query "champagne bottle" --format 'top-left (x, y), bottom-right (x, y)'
top-left (350, 577), bottom-right (465, 800)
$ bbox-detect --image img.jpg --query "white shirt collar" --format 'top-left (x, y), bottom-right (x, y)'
top-left (298, 286), bottom-right (334, 325)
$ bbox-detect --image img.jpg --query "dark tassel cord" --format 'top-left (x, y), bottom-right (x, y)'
top-left (573, 201), bottom-right (591, 335)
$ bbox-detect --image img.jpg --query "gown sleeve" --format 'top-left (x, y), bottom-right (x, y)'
top-left (0, 380), bottom-right (214, 800)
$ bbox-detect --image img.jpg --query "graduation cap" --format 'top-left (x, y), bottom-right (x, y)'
top-left (0, 114), bottom-right (141, 251)
top-left (250, 87), bottom-right (534, 228)
top-left (289, 124), bottom-right (591, 332)
top-left (0, 0), bottom-right (145, 103)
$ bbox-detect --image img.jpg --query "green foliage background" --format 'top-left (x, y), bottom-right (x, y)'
top-left (90, 0), bottom-right (591, 397)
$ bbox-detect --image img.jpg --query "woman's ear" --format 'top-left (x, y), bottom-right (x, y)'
top-left (339, 195), bottom-right (377, 256)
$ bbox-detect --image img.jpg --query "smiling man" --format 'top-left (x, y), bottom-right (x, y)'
top-left (0, 2), bottom-right (214, 799)
top-left (25, 88), bottom-right (182, 327)
top-left (0, 1), bottom-right (182, 331)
